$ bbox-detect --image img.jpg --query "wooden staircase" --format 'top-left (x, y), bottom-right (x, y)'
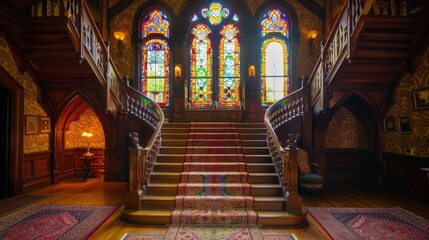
top-left (121, 122), bottom-right (307, 226)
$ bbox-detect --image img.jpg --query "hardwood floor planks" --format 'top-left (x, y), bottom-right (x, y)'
top-left (26, 178), bottom-right (428, 240)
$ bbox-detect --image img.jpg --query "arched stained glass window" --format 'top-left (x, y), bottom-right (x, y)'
top-left (261, 9), bottom-right (288, 37)
top-left (260, 9), bottom-right (290, 106)
top-left (190, 24), bottom-right (213, 107)
top-left (141, 39), bottom-right (170, 106)
top-left (141, 10), bottom-right (170, 38)
top-left (140, 9), bottom-right (170, 106)
top-left (219, 24), bottom-right (240, 107)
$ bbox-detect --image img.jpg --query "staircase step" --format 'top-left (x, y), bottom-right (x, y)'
top-left (170, 209), bottom-right (258, 225)
top-left (162, 133), bottom-right (188, 140)
top-left (161, 140), bottom-right (187, 147)
top-left (247, 163), bottom-right (276, 173)
top-left (254, 197), bottom-right (285, 211)
top-left (240, 133), bottom-right (266, 140)
top-left (244, 155), bottom-right (273, 163)
top-left (242, 140), bottom-right (267, 147)
top-left (243, 147), bottom-right (269, 155)
top-left (150, 172), bottom-right (279, 184)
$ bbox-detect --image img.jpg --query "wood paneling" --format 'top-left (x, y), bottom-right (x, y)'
top-left (383, 152), bottom-right (429, 202)
top-left (22, 151), bottom-right (51, 192)
top-left (58, 148), bottom-right (105, 180)
top-left (325, 149), bottom-right (364, 179)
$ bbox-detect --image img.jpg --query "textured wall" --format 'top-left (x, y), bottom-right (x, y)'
top-left (65, 108), bottom-right (105, 149)
top-left (0, 35), bottom-right (49, 154)
top-left (325, 106), bottom-right (371, 149)
top-left (385, 46), bottom-right (429, 157)
top-left (108, 0), bottom-right (323, 81)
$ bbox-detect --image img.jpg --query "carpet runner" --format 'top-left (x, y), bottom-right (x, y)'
top-left (170, 122), bottom-right (258, 226)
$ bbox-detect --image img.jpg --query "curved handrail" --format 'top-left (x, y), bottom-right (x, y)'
top-left (264, 88), bottom-right (305, 212)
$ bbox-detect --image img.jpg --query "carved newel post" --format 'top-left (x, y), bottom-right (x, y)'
top-left (284, 134), bottom-right (303, 212)
top-left (124, 132), bottom-right (144, 210)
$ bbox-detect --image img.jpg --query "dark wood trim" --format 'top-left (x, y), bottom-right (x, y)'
top-left (383, 152), bottom-right (429, 202)
top-left (22, 151), bottom-right (52, 193)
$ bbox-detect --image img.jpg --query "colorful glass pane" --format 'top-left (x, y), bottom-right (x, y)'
top-left (141, 10), bottom-right (170, 38)
top-left (192, 13), bottom-right (198, 22)
top-left (261, 38), bottom-right (289, 106)
top-left (201, 2), bottom-right (229, 25)
top-left (261, 9), bottom-right (288, 37)
top-left (141, 39), bottom-right (170, 106)
top-left (190, 24), bottom-right (212, 107)
top-left (219, 24), bottom-right (240, 107)
top-left (232, 14), bottom-right (239, 22)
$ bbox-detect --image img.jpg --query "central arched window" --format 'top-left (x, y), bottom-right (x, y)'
top-left (260, 9), bottom-right (290, 106)
top-left (189, 2), bottom-right (241, 109)
top-left (140, 9), bottom-right (170, 106)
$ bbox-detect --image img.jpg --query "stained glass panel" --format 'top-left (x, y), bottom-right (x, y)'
top-left (201, 2), bottom-right (229, 25)
top-left (261, 38), bottom-right (288, 106)
top-left (141, 39), bottom-right (170, 106)
top-left (141, 10), bottom-right (170, 38)
top-left (219, 24), bottom-right (240, 107)
top-left (261, 9), bottom-right (288, 37)
top-left (190, 24), bottom-right (213, 107)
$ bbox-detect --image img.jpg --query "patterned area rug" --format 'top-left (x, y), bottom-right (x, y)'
top-left (121, 226), bottom-right (298, 240)
top-left (307, 207), bottom-right (429, 240)
top-left (0, 204), bottom-right (118, 240)
top-left (0, 194), bottom-right (52, 217)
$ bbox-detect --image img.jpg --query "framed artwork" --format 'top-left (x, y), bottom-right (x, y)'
top-left (40, 116), bottom-right (51, 134)
top-left (413, 88), bottom-right (429, 110)
top-left (383, 117), bottom-right (396, 132)
top-left (398, 117), bottom-right (412, 133)
top-left (25, 115), bottom-right (38, 135)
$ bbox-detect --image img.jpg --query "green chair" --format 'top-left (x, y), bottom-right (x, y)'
top-left (297, 149), bottom-right (323, 192)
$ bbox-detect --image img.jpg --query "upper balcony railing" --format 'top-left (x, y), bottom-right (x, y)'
top-left (306, 0), bottom-right (413, 113)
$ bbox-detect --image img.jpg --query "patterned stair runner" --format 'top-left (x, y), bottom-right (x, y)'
top-left (170, 122), bottom-right (258, 225)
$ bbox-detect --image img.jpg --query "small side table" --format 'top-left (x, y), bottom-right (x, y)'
top-left (82, 153), bottom-right (97, 180)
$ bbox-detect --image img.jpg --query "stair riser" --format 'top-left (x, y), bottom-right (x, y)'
top-left (146, 186), bottom-right (282, 196)
top-left (157, 155), bottom-right (273, 164)
top-left (150, 174), bottom-right (279, 184)
top-left (154, 164), bottom-right (274, 173)
top-left (243, 148), bottom-right (269, 155)
top-left (242, 140), bottom-right (267, 147)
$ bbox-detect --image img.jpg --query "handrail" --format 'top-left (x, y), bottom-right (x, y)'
top-left (264, 88), bottom-right (305, 212)
top-left (306, 0), bottom-right (374, 113)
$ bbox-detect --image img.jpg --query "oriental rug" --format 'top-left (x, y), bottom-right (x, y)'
top-left (121, 226), bottom-right (298, 240)
top-left (0, 194), bottom-right (52, 217)
top-left (0, 204), bottom-right (118, 240)
top-left (307, 207), bottom-right (429, 240)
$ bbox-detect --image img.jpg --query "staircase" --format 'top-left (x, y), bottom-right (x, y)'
top-left (121, 122), bottom-right (307, 226)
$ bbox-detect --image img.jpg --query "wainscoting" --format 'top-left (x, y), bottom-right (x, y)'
top-left (23, 151), bottom-right (51, 192)
top-left (383, 152), bottom-right (429, 202)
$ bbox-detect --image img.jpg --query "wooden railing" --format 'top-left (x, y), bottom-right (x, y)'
top-left (307, 0), bottom-right (411, 113)
top-left (29, 0), bottom-right (165, 209)
top-left (124, 87), bottom-right (164, 209)
top-left (264, 88), bottom-right (305, 212)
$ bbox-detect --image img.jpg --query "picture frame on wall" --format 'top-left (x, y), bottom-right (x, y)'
top-left (413, 87), bottom-right (429, 110)
top-left (39, 116), bottom-right (51, 134)
top-left (383, 117), bottom-right (396, 132)
top-left (25, 115), bottom-right (38, 135)
top-left (398, 117), bottom-right (412, 133)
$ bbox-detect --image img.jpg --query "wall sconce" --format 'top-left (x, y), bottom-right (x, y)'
top-left (113, 31), bottom-right (125, 56)
top-left (248, 64), bottom-right (256, 78)
top-left (82, 131), bottom-right (94, 156)
top-left (174, 64), bottom-right (182, 79)
top-left (306, 30), bottom-right (318, 56)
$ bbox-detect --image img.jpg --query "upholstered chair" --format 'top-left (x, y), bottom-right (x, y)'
top-left (297, 149), bottom-right (323, 192)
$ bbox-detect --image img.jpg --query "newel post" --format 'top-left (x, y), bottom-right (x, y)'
top-left (124, 132), bottom-right (145, 210)
top-left (284, 134), bottom-right (303, 212)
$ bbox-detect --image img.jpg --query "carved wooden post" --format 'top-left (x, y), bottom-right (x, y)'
top-left (124, 132), bottom-right (144, 210)
top-left (284, 134), bottom-right (303, 212)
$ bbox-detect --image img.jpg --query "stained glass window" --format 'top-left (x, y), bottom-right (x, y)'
top-left (141, 39), bottom-right (170, 106)
top-left (218, 24), bottom-right (240, 107)
top-left (261, 9), bottom-right (288, 37)
top-left (260, 9), bottom-right (289, 106)
top-left (201, 2), bottom-right (229, 25)
top-left (141, 10), bottom-right (170, 38)
top-left (140, 9), bottom-right (170, 106)
top-left (190, 24), bottom-right (213, 107)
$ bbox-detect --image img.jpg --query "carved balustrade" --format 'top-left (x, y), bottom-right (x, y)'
top-left (264, 88), bottom-right (305, 212)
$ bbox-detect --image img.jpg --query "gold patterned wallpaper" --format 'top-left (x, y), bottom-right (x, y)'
top-left (65, 108), bottom-right (105, 149)
top-left (108, 0), bottom-right (322, 80)
top-left (0, 34), bottom-right (50, 154)
top-left (385, 45), bottom-right (429, 157)
top-left (325, 106), bottom-right (371, 149)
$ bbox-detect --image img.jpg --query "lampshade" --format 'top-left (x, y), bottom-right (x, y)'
top-left (113, 31), bottom-right (125, 41)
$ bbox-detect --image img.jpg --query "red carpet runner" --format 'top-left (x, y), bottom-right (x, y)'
top-left (170, 122), bottom-right (258, 225)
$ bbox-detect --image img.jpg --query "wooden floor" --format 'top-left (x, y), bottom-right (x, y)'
top-left (29, 177), bottom-right (429, 240)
